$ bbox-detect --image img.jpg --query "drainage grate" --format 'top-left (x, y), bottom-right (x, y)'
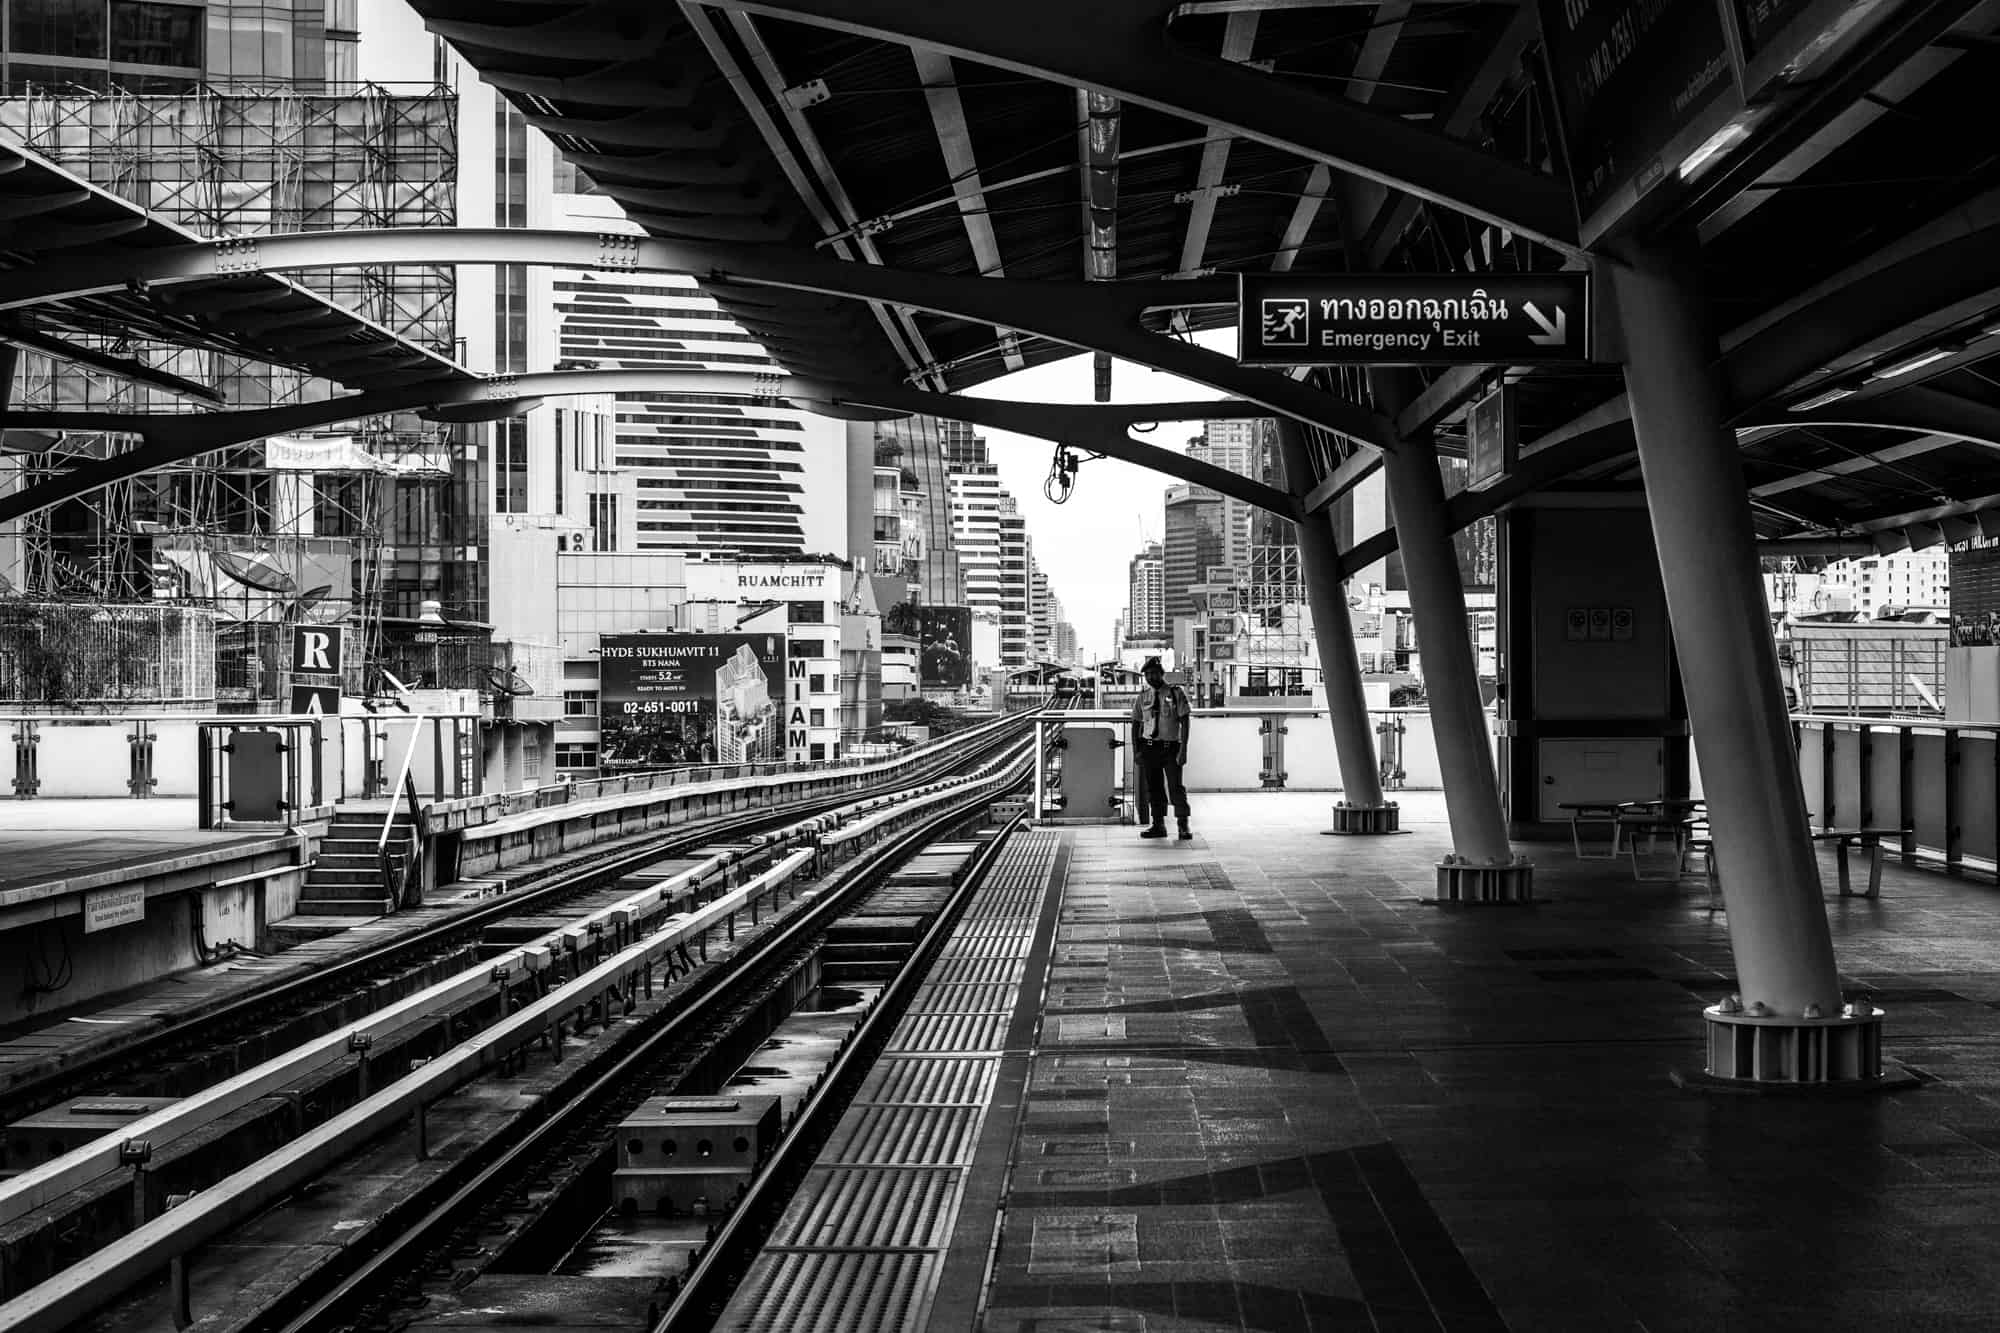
top-left (1184, 862), bottom-right (1234, 892)
top-left (888, 1010), bottom-right (1010, 1052)
top-left (824, 1105), bottom-right (982, 1167)
top-left (923, 957), bottom-right (1026, 986)
top-left (869, 1056), bottom-right (998, 1105)
top-left (713, 828), bottom-right (1059, 1333)
top-left (768, 1165), bottom-right (962, 1249)
top-left (1531, 966), bottom-right (1660, 983)
top-left (909, 982), bottom-right (1017, 1014)
top-left (717, 1249), bottom-right (936, 1333)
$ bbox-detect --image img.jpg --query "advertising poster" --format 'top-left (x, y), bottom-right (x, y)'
top-left (919, 605), bottom-right (973, 687)
top-left (598, 633), bottom-right (787, 767)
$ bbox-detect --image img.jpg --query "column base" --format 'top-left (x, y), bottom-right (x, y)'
top-left (1427, 855), bottom-right (1534, 904)
top-left (1322, 801), bottom-right (1403, 836)
top-left (1674, 1000), bottom-right (1919, 1094)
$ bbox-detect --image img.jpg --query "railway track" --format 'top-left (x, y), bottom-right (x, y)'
top-left (0, 711), bottom-right (1036, 1134)
top-left (0, 715), bottom-right (1047, 1332)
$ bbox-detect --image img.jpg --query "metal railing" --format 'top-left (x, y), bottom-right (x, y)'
top-left (196, 717), bottom-right (328, 829)
top-left (1796, 714), bottom-right (2000, 873)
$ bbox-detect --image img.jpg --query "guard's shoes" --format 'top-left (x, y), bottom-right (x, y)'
top-left (1140, 823), bottom-right (1168, 839)
top-left (1177, 821), bottom-right (1193, 841)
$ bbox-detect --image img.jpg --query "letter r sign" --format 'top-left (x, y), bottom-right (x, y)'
top-left (291, 626), bottom-right (344, 675)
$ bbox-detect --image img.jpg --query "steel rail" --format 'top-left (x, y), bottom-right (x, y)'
top-left (658, 794), bottom-right (1030, 1330)
top-left (278, 749), bottom-right (1034, 1333)
top-left (0, 713), bottom-right (1039, 1225)
top-left (0, 736), bottom-right (1037, 1332)
top-left (0, 710), bottom-right (1037, 1125)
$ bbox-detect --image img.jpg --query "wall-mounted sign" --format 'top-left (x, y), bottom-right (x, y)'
top-left (290, 684), bottom-right (340, 716)
top-left (1466, 384), bottom-right (1518, 492)
top-left (1239, 273), bottom-right (1591, 365)
top-left (290, 625), bottom-right (344, 675)
top-left (84, 884), bottom-right (146, 933)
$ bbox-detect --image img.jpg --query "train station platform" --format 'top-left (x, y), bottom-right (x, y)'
top-left (739, 791), bottom-right (2000, 1333)
top-left (0, 800), bottom-right (303, 926)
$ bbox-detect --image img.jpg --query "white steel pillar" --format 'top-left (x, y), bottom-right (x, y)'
top-left (1372, 370), bottom-right (1527, 899)
top-left (1609, 244), bottom-right (1844, 1010)
top-left (1273, 419), bottom-right (1397, 833)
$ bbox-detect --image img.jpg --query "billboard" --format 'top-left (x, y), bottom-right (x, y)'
top-left (919, 605), bottom-right (973, 688)
top-left (599, 633), bottom-right (787, 767)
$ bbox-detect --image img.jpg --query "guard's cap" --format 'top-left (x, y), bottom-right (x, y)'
top-left (1141, 656), bottom-right (1164, 672)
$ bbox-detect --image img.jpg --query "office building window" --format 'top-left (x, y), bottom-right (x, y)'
top-left (809, 709), bottom-right (825, 727)
top-left (495, 419), bottom-right (528, 514)
top-left (809, 742), bottom-right (826, 761)
top-left (112, 2), bottom-right (201, 67)
top-left (788, 600), bottom-right (826, 625)
top-left (789, 639), bottom-right (824, 658)
top-left (562, 689), bottom-right (595, 717)
top-left (810, 674), bottom-right (827, 693)
top-left (555, 743), bottom-right (598, 770)
top-left (13, 0), bottom-right (106, 58)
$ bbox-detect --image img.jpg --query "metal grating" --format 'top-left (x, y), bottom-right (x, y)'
top-left (823, 1105), bottom-right (983, 1166)
top-left (909, 982), bottom-right (1018, 1013)
top-left (925, 957), bottom-right (1027, 985)
top-left (888, 1011), bottom-right (1011, 1052)
top-left (769, 1166), bottom-right (962, 1248)
top-left (869, 1056), bottom-right (1000, 1105)
top-left (715, 830), bottom-right (1060, 1333)
top-left (715, 1249), bottom-right (937, 1333)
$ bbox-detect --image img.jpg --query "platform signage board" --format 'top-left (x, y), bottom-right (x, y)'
top-left (1466, 384), bottom-right (1518, 492)
top-left (1238, 273), bottom-right (1590, 365)
top-left (1537, 0), bottom-right (1899, 245)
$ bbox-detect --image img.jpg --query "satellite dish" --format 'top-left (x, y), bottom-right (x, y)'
top-left (482, 666), bottom-right (534, 697)
top-left (212, 550), bottom-right (297, 595)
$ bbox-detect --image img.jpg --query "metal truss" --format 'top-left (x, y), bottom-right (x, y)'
top-left (0, 226), bottom-right (1389, 448)
top-left (695, 0), bottom-right (1579, 251)
top-left (0, 371), bottom-right (1291, 525)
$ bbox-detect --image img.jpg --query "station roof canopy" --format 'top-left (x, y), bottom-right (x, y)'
top-left (0, 133), bottom-right (472, 400)
top-left (373, 2), bottom-right (2000, 550)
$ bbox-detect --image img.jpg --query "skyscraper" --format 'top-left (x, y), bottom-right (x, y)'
top-left (550, 244), bottom-right (850, 559)
top-left (1127, 542), bottom-right (1164, 639)
top-left (1187, 420), bottom-right (1260, 577)
top-left (1163, 485), bottom-right (1225, 625)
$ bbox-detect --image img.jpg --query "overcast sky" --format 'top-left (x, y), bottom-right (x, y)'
top-left (965, 329), bottom-right (1241, 663)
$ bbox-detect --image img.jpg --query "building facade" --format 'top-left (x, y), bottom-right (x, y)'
top-left (1163, 486), bottom-right (1225, 625)
top-left (1126, 540), bottom-right (1164, 639)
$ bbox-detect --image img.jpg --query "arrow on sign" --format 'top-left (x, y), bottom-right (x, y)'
top-left (1524, 301), bottom-right (1567, 347)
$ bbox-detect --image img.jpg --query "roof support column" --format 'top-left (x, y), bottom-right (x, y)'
top-left (1274, 419), bottom-right (1396, 834)
top-left (1610, 239), bottom-right (1888, 1085)
top-left (1372, 369), bottom-right (1529, 900)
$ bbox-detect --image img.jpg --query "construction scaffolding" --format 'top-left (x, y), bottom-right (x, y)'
top-left (0, 85), bottom-right (463, 700)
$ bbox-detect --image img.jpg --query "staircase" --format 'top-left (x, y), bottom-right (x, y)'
top-left (300, 807), bottom-right (406, 917)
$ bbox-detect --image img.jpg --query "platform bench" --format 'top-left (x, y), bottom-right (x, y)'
top-left (1811, 827), bottom-right (1909, 900)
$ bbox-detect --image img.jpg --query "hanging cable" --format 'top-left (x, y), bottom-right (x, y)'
top-left (1045, 443), bottom-right (1083, 504)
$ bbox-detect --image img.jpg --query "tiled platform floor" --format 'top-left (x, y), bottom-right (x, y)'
top-left (962, 793), bottom-right (2000, 1333)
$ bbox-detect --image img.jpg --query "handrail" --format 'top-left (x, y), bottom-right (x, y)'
top-left (376, 715), bottom-right (425, 902)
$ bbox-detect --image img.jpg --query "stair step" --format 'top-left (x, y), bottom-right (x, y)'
top-left (307, 868), bottom-right (386, 888)
top-left (294, 896), bottom-right (394, 917)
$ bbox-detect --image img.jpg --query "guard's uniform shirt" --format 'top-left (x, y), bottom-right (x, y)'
top-left (1131, 684), bottom-right (1189, 744)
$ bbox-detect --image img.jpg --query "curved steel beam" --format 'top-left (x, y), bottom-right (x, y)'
top-left (0, 227), bottom-right (1389, 448)
top-left (826, 384), bottom-right (1296, 516)
top-left (0, 372), bottom-right (1290, 523)
top-left (1737, 382), bottom-right (2000, 446)
top-left (696, 0), bottom-right (1579, 251)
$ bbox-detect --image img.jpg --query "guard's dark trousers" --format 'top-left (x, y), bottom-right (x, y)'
top-left (1137, 739), bottom-right (1190, 825)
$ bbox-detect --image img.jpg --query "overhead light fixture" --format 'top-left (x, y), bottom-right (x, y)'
top-left (1872, 346), bottom-right (1959, 379)
top-left (1789, 386), bottom-right (1857, 412)
top-left (1679, 109), bottom-right (1768, 182)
